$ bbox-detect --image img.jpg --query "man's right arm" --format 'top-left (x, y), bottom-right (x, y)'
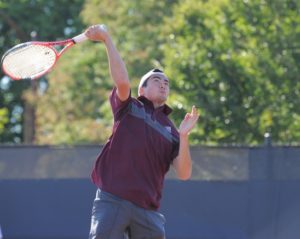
top-left (85, 25), bottom-right (130, 101)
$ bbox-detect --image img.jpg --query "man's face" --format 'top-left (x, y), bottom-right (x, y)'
top-left (140, 74), bottom-right (170, 106)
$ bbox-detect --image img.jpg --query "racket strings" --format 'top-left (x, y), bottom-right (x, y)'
top-left (2, 44), bottom-right (56, 79)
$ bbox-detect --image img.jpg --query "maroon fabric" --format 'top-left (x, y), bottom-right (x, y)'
top-left (91, 87), bottom-right (179, 210)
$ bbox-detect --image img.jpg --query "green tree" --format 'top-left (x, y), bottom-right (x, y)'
top-left (0, 0), bottom-right (85, 143)
top-left (34, 0), bottom-right (178, 144)
top-left (0, 107), bottom-right (8, 135)
top-left (162, 0), bottom-right (300, 144)
top-left (5, 0), bottom-right (300, 145)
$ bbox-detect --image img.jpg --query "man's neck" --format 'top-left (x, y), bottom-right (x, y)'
top-left (152, 101), bottom-right (165, 109)
top-left (139, 95), bottom-right (166, 109)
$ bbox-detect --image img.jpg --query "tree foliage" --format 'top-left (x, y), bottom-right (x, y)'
top-left (0, 0), bottom-right (85, 143)
top-left (34, 0), bottom-right (178, 144)
top-left (162, 0), bottom-right (300, 144)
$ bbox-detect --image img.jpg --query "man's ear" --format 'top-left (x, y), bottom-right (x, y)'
top-left (138, 87), bottom-right (144, 96)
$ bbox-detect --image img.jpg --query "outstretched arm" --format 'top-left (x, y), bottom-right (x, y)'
top-left (173, 106), bottom-right (199, 180)
top-left (85, 25), bottom-right (130, 101)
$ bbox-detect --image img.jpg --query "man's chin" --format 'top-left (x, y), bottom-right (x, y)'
top-left (159, 97), bottom-right (168, 105)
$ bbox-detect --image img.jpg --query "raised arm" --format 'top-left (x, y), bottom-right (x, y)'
top-left (173, 106), bottom-right (199, 180)
top-left (84, 25), bottom-right (130, 101)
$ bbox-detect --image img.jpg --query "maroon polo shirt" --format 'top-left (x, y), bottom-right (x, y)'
top-left (91, 87), bottom-right (179, 210)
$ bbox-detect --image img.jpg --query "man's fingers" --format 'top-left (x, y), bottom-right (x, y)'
top-left (185, 113), bottom-right (191, 120)
top-left (191, 105), bottom-right (199, 116)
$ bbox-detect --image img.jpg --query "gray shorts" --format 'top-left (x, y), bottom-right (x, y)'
top-left (89, 189), bottom-right (166, 239)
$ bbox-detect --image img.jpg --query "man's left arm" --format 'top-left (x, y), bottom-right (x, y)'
top-left (172, 106), bottom-right (199, 180)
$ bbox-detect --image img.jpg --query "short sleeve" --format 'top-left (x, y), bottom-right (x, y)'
top-left (109, 87), bottom-right (131, 120)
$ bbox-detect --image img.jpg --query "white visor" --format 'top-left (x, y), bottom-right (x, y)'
top-left (138, 69), bottom-right (166, 92)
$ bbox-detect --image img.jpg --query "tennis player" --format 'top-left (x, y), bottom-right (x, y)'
top-left (85, 25), bottom-right (199, 239)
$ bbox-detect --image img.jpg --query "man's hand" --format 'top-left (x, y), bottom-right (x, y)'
top-left (178, 106), bottom-right (199, 136)
top-left (84, 24), bottom-right (109, 43)
top-left (173, 106), bottom-right (199, 180)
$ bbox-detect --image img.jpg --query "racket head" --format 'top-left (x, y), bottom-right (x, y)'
top-left (1, 42), bottom-right (58, 80)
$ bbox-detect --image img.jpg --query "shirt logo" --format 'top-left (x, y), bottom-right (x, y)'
top-left (165, 126), bottom-right (172, 133)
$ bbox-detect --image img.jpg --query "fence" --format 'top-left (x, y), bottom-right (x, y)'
top-left (0, 145), bottom-right (300, 239)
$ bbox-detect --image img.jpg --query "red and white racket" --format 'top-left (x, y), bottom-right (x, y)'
top-left (1, 24), bottom-right (107, 80)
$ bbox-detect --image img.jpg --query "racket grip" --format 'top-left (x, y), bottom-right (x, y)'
top-left (72, 33), bottom-right (88, 44)
top-left (73, 24), bottom-right (107, 43)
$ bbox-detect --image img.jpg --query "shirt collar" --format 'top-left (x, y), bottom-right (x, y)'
top-left (137, 96), bottom-right (173, 115)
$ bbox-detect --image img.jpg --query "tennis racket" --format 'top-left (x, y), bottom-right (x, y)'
top-left (1, 24), bottom-right (107, 80)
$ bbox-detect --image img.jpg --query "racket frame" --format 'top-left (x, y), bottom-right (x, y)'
top-left (1, 24), bottom-right (106, 80)
top-left (1, 33), bottom-right (87, 80)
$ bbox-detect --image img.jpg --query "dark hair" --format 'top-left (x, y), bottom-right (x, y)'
top-left (141, 68), bottom-right (164, 87)
top-left (141, 79), bottom-right (148, 88)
